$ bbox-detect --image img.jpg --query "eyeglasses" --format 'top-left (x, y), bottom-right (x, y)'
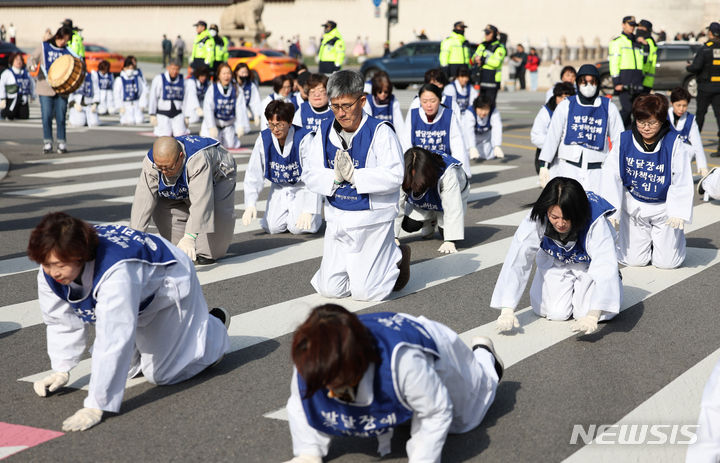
top-left (268, 121), bottom-right (289, 130)
top-left (330, 95), bottom-right (363, 113)
top-left (152, 152), bottom-right (184, 174)
top-left (636, 120), bottom-right (660, 129)
top-left (308, 88), bottom-right (327, 97)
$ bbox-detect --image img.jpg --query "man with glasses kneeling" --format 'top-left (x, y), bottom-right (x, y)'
top-left (130, 135), bottom-right (237, 265)
top-left (301, 70), bottom-right (410, 301)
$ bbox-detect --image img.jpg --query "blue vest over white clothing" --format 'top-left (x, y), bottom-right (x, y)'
top-left (442, 94), bottom-right (454, 110)
top-left (192, 77), bottom-right (209, 102)
top-left (407, 154), bottom-right (462, 212)
top-left (241, 81), bottom-right (253, 105)
top-left (213, 84), bottom-right (237, 122)
top-left (43, 225), bottom-right (177, 323)
top-left (261, 125), bottom-right (309, 185)
top-left (322, 116), bottom-right (388, 211)
top-left (367, 95), bottom-right (395, 123)
top-left (161, 73), bottom-right (185, 101)
top-left (11, 68), bottom-right (32, 96)
top-left (410, 107), bottom-right (453, 155)
top-left (670, 112), bottom-right (694, 143)
top-left (299, 101), bottom-right (333, 133)
top-left (563, 96), bottom-right (609, 151)
top-left (474, 108), bottom-right (494, 135)
top-left (121, 74), bottom-right (140, 101)
top-left (539, 191), bottom-right (615, 265)
top-left (79, 72), bottom-right (94, 99)
top-left (452, 81), bottom-right (471, 111)
top-left (619, 130), bottom-right (676, 203)
top-left (97, 72), bottom-right (113, 90)
top-left (544, 104), bottom-right (553, 118)
top-left (41, 41), bottom-right (71, 77)
top-left (147, 135), bottom-right (219, 200)
top-left (298, 312), bottom-right (439, 438)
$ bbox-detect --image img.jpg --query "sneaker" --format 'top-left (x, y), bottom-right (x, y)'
top-left (472, 336), bottom-right (504, 381)
top-left (209, 307), bottom-right (230, 330)
top-left (392, 244), bottom-right (411, 291)
top-left (57, 142), bottom-right (67, 154)
top-left (698, 167), bottom-right (717, 196)
top-left (42, 141), bottom-right (52, 154)
top-left (195, 255), bottom-right (216, 265)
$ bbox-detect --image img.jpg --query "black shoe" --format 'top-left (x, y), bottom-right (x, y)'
top-left (195, 255), bottom-right (216, 265)
top-left (698, 167), bottom-right (717, 196)
top-left (209, 307), bottom-right (230, 330)
top-left (472, 336), bottom-right (504, 381)
top-left (393, 244), bottom-right (411, 291)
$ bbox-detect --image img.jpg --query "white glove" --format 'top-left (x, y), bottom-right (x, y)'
top-left (90, 103), bottom-right (97, 113)
top-left (33, 371), bottom-right (69, 397)
top-left (333, 150), bottom-right (345, 184)
top-left (254, 118), bottom-right (261, 128)
top-left (438, 241), bottom-right (457, 254)
top-left (209, 127), bottom-right (219, 138)
top-left (119, 106), bottom-right (126, 115)
top-left (242, 206), bottom-right (257, 226)
top-left (74, 102), bottom-right (82, 111)
top-left (62, 408), bottom-right (103, 432)
top-left (195, 107), bottom-right (203, 117)
top-left (699, 167), bottom-right (709, 177)
top-left (469, 146), bottom-right (480, 160)
top-left (337, 150), bottom-right (355, 183)
top-left (608, 217), bottom-right (619, 228)
top-left (150, 115), bottom-right (158, 126)
top-left (236, 126), bottom-right (245, 138)
top-left (571, 310), bottom-right (601, 335)
top-left (0, 100), bottom-right (5, 109)
top-left (665, 217), bottom-right (685, 230)
top-left (282, 456), bottom-right (322, 463)
top-left (496, 307), bottom-right (520, 333)
top-left (177, 234), bottom-right (197, 261)
top-left (493, 146), bottom-right (505, 159)
top-left (539, 166), bottom-right (550, 188)
top-left (295, 212), bottom-right (313, 231)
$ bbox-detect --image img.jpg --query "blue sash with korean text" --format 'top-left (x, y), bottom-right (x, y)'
top-left (407, 154), bottom-right (462, 211)
top-left (670, 113), bottom-right (694, 143)
top-left (12, 68), bottom-right (32, 96)
top-left (452, 81), bottom-right (471, 111)
top-left (619, 130), bottom-right (675, 203)
top-left (41, 41), bottom-right (71, 77)
top-left (147, 135), bottom-right (219, 200)
top-left (367, 95), bottom-right (395, 123)
top-left (44, 225), bottom-right (176, 323)
top-left (97, 72), bottom-right (113, 90)
top-left (475, 107), bottom-right (494, 135)
top-left (298, 312), bottom-right (439, 438)
top-left (79, 72), bottom-right (93, 99)
top-left (563, 96), bottom-right (609, 151)
top-left (261, 126), bottom-right (309, 185)
top-left (410, 107), bottom-right (453, 155)
top-left (540, 191), bottom-right (615, 264)
top-left (121, 74), bottom-right (140, 101)
top-left (161, 73), bottom-right (184, 101)
top-left (241, 81), bottom-right (253, 105)
top-left (213, 84), bottom-right (237, 121)
top-left (300, 101), bottom-right (333, 133)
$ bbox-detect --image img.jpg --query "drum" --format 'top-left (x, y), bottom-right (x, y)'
top-left (47, 55), bottom-right (84, 95)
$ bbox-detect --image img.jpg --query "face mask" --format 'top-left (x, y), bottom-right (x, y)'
top-left (210, 30), bottom-right (217, 37)
top-left (579, 84), bottom-right (597, 98)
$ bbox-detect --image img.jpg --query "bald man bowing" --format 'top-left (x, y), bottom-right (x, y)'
top-left (130, 135), bottom-right (237, 265)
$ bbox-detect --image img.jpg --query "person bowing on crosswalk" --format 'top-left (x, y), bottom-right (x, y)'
top-left (490, 177), bottom-right (622, 335)
top-left (27, 212), bottom-right (230, 432)
top-left (130, 135), bottom-right (237, 265)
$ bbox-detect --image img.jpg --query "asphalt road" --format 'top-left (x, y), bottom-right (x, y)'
top-left (1, 86), bottom-right (719, 463)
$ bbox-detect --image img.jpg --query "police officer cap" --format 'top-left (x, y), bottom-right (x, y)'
top-left (576, 64), bottom-right (600, 79)
top-left (454, 21), bottom-right (467, 29)
top-left (210, 24), bottom-right (219, 31)
top-left (193, 20), bottom-right (207, 27)
top-left (709, 22), bottom-right (720, 35)
top-left (638, 19), bottom-right (653, 30)
top-left (61, 18), bottom-right (82, 31)
top-left (622, 16), bottom-right (637, 26)
top-left (322, 20), bottom-right (337, 29)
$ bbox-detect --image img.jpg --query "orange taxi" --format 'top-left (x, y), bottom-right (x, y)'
top-left (84, 43), bottom-right (124, 74)
top-left (226, 47), bottom-right (299, 83)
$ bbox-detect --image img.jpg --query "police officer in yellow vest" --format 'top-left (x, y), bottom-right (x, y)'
top-left (687, 22), bottom-right (720, 157)
top-left (210, 24), bottom-right (229, 72)
top-left (636, 19), bottom-right (657, 94)
top-left (609, 15), bottom-right (644, 128)
top-left (439, 21), bottom-right (470, 78)
top-left (318, 20), bottom-right (345, 75)
top-left (472, 24), bottom-right (506, 104)
top-left (190, 20), bottom-right (215, 75)
top-left (61, 19), bottom-right (85, 59)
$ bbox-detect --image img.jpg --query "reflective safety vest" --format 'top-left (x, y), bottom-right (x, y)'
top-left (608, 33), bottom-right (643, 85)
top-left (318, 28), bottom-right (345, 67)
top-left (472, 40), bottom-right (506, 84)
top-left (68, 31), bottom-right (85, 58)
top-left (214, 35), bottom-right (229, 63)
top-left (642, 37), bottom-right (658, 88)
top-left (439, 32), bottom-right (468, 67)
top-left (191, 30), bottom-right (215, 66)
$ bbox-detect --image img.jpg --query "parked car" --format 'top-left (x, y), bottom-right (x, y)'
top-left (226, 47), bottom-right (299, 84)
top-left (596, 41), bottom-right (703, 97)
top-left (84, 43), bottom-right (124, 74)
top-left (360, 40), bottom-right (477, 88)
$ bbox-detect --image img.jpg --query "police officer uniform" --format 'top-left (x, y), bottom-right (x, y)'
top-left (210, 24), bottom-right (229, 73)
top-left (318, 20), bottom-right (345, 75)
top-left (190, 21), bottom-right (215, 74)
top-left (686, 22), bottom-right (720, 157)
top-left (608, 16), bottom-right (644, 128)
top-left (439, 22), bottom-right (470, 78)
top-left (471, 25), bottom-right (506, 104)
top-left (637, 19), bottom-right (658, 93)
top-left (62, 19), bottom-right (85, 59)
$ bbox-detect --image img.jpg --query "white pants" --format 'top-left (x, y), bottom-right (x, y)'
top-left (68, 105), bottom-right (100, 127)
top-left (119, 101), bottom-right (144, 125)
top-left (97, 90), bottom-right (114, 114)
top-left (200, 123), bottom-right (240, 149)
top-left (529, 253), bottom-right (620, 321)
top-left (474, 133), bottom-right (495, 160)
top-left (617, 207), bottom-right (686, 269)
top-left (261, 184), bottom-right (322, 235)
top-left (701, 168), bottom-right (720, 200)
top-left (312, 220), bottom-right (401, 301)
top-left (552, 160), bottom-right (603, 194)
top-left (154, 113), bottom-right (188, 137)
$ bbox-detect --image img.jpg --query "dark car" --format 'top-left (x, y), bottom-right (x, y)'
top-left (0, 41), bottom-right (25, 72)
top-left (360, 40), bottom-right (476, 88)
top-left (596, 41), bottom-right (703, 97)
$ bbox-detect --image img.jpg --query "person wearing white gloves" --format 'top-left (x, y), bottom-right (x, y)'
top-left (600, 93), bottom-right (694, 269)
top-left (94, 60), bottom-right (115, 115)
top-left (185, 65), bottom-right (210, 124)
top-left (259, 74), bottom-right (294, 131)
top-left (668, 87), bottom-right (709, 177)
top-left (301, 70), bottom-right (411, 301)
top-left (200, 62), bottom-right (250, 149)
top-left (396, 147), bottom-right (469, 253)
top-left (530, 82), bottom-right (575, 173)
top-left (284, 304), bottom-right (502, 463)
top-left (68, 70), bottom-right (100, 127)
top-left (292, 73), bottom-right (334, 133)
top-left (362, 70), bottom-right (404, 134)
top-left (469, 94), bottom-right (504, 160)
top-left (538, 64), bottom-right (623, 192)
top-left (27, 212), bottom-right (229, 432)
top-left (0, 52), bottom-right (35, 120)
top-left (234, 62), bottom-right (262, 126)
top-left (130, 135), bottom-right (237, 265)
top-left (442, 67), bottom-right (478, 113)
top-left (490, 176), bottom-right (622, 334)
top-left (148, 59), bottom-right (190, 137)
top-left (243, 100), bottom-right (322, 234)
top-left (113, 57), bottom-right (146, 125)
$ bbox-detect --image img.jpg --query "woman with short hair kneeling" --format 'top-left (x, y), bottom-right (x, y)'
top-left (284, 304), bottom-right (502, 463)
top-left (491, 177), bottom-right (622, 334)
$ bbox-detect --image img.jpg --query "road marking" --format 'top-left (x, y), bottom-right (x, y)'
top-left (500, 142), bottom-right (537, 151)
top-left (23, 162), bottom-right (250, 179)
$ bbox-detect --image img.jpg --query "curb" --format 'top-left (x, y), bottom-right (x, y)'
top-left (0, 151), bottom-right (8, 182)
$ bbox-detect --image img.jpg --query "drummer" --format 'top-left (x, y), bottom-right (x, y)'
top-left (31, 25), bottom-right (79, 154)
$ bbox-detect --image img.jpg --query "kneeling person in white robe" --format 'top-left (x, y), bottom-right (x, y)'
top-left (468, 94), bottom-right (504, 160)
top-left (491, 177), bottom-right (622, 334)
top-left (28, 212), bottom-right (229, 432)
top-left (68, 70), bottom-right (100, 127)
top-left (243, 100), bottom-right (322, 234)
top-left (148, 59), bottom-right (190, 137)
top-left (200, 63), bottom-right (250, 149)
top-left (284, 304), bottom-right (502, 463)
